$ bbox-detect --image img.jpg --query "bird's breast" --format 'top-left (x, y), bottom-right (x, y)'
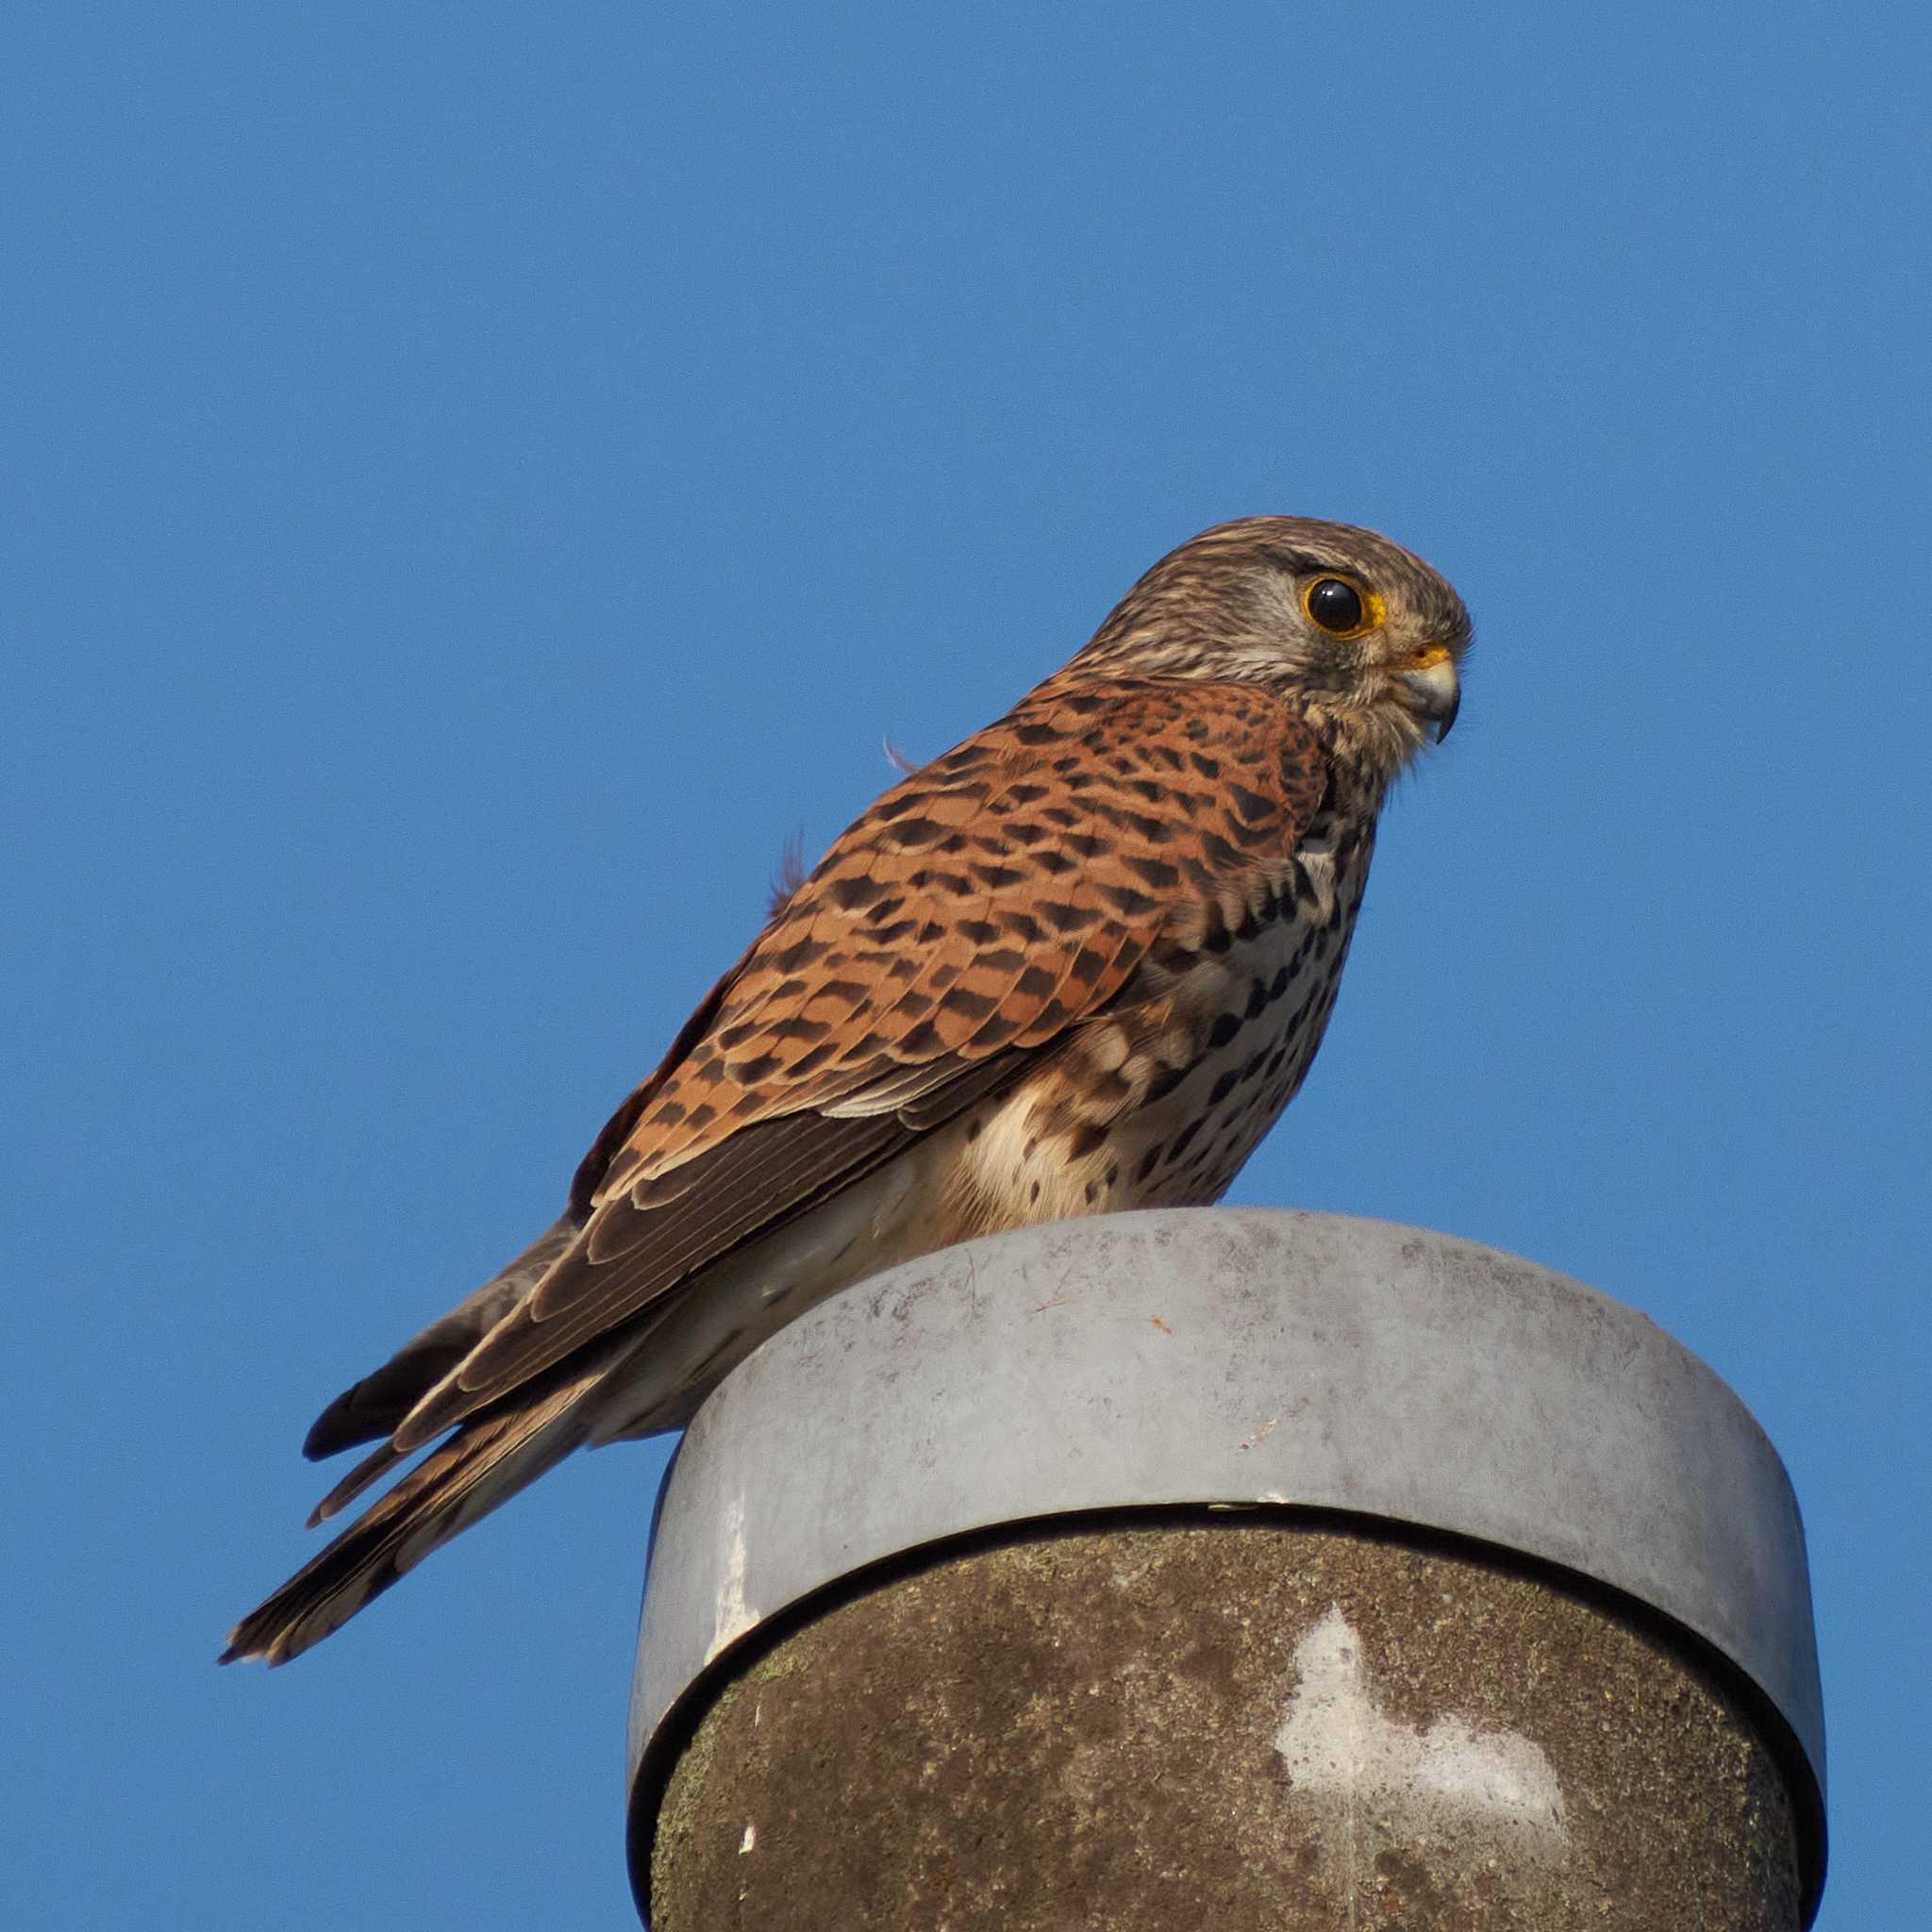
top-left (940, 814), bottom-right (1377, 1234)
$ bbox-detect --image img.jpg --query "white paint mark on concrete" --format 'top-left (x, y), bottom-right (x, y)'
top-left (708, 1492), bottom-right (759, 1662)
top-left (739, 1824), bottom-right (757, 1855)
top-left (1274, 1606), bottom-right (1567, 1852)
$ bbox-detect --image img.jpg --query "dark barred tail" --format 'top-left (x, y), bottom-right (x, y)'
top-left (221, 1362), bottom-right (603, 1666)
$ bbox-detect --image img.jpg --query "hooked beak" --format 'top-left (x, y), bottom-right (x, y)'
top-left (1395, 645), bottom-right (1461, 742)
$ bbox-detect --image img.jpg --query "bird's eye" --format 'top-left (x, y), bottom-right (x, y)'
top-left (1304, 576), bottom-right (1368, 636)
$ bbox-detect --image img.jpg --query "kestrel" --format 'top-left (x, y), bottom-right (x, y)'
top-left (224, 516), bottom-right (1468, 1664)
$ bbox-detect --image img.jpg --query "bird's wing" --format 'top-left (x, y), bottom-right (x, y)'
top-left (383, 677), bottom-right (1328, 1451)
top-left (302, 1213), bottom-right (581, 1463)
top-left (297, 920), bottom-right (778, 1470)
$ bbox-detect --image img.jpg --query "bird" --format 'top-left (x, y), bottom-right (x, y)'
top-left (223, 515), bottom-right (1469, 1664)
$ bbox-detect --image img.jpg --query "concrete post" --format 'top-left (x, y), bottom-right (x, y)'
top-left (625, 1209), bottom-right (1826, 1929)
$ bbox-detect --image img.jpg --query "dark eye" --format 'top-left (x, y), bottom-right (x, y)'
top-left (1305, 576), bottom-right (1366, 635)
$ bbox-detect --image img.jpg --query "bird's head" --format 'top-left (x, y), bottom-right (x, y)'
top-left (1064, 516), bottom-right (1471, 782)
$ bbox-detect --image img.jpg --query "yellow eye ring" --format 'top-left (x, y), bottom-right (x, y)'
top-left (1302, 575), bottom-right (1384, 639)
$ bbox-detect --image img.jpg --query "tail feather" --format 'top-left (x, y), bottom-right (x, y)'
top-left (223, 1361), bottom-right (604, 1666)
top-left (305, 1435), bottom-right (411, 1528)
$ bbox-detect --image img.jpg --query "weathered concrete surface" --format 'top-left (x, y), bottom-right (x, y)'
top-left (648, 1521), bottom-right (1803, 1931)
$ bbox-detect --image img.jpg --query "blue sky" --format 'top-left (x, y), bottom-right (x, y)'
top-left (6, 4), bottom-right (1925, 1925)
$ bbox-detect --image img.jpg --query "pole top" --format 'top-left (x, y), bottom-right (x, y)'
top-left (629, 1209), bottom-right (1824, 1903)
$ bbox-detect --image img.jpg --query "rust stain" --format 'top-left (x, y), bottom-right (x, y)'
top-left (1149, 1314), bottom-right (1174, 1336)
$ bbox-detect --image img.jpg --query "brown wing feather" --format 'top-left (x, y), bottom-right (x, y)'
top-left (388, 1052), bottom-right (1025, 1452)
top-left (387, 679), bottom-right (1327, 1452)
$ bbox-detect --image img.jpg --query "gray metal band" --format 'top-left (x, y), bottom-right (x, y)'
top-left (628, 1208), bottom-right (1824, 1825)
